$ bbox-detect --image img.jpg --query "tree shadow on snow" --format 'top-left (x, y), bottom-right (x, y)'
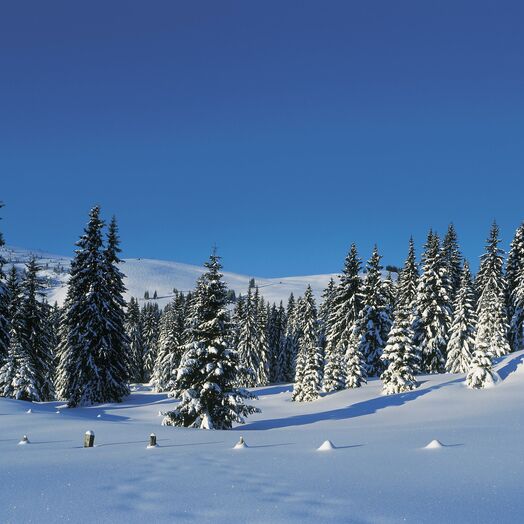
top-left (495, 353), bottom-right (524, 381)
top-left (254, 385), bottom-right (293, 396)
top-left (238, 377), bottom-right (464, 431)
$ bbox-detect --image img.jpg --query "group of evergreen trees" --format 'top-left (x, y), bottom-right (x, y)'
top-left (2, 200), bottom-right (524, 429)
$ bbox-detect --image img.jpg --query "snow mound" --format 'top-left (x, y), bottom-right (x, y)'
top-left (317, 440), bottom-right (336, 451)
top-left (233, 437), bottom-right (248, 449)
top-left (18, 435), bottom-right (30, 445)
top-left (26, 409), bottom-right (32, 414)
top-left (424, 439), bottom-right (444, 449)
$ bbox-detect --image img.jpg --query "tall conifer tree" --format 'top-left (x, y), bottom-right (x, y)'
top-left (162, 252), bottom-right (258, 429)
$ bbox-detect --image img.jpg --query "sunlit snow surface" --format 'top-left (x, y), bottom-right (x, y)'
top-left (2, 351), bottom-right (524, 523)
top-left (0, 246), bottom-right (337, 306)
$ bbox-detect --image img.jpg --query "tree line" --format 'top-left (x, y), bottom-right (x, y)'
top-left (1, 202), bottom-right (524, 429)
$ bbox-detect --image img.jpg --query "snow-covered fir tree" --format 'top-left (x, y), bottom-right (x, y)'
top-left (161, 251), bottom-right (258, 429)
top-left (268, 301), bottom-right (286, 383)
top-left (292, 286), bottom-right (323, 402)
top-left (507, 222), bottom-right (524, 351)
top-left (324, 244), bottom-right (363, 392)
top-left (254, 288), bottom-right (270, 385)
top-left (412, 231), bottom-right (452, 373)
top-left (0, 266), bottom-right (40, 400)
top-left (20, 258), bottom-right (55, 400)
top-left (380, 242), bottom-right (421, 394)
top-left (56, 207), bottom-right (130, 407)
top-left (101, 216), bottom-right (131, 394)
top-left (318, 278), bottom-right (336, 352)
top-left (345, 329), bottom-right (367, 388)
top-left (236, 287), bottom-right (269, 387)
top-left (141, 301), bottom-right (160, 380)
top-left (231, 293), bottom-right (245, 354)
top-left (442, 223), bottom-right (463, 303)
top-left (151, 301), bottom-right (183, 392)
top-left (126, 297), bottom-right (146, 382)
top-left (0, 328), bottom-right (39, 401)
top-left (278, 293), bottom-right (298, 382)
top-left (475, 222), bottom-right (510, 358)
top-left (398, 237), bottom-right (419, 312)
top-left (445, 261), bottom-right (476, 373)
top-left (0, 203), bottom-right (9, 363)
top-left (466, 344), bottom-right (496, 389)
top-left (352, 246), bottom-right (393, 376)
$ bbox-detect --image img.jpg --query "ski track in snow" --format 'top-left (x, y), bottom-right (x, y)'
top-left (2, 350), bottom-right (524, 523)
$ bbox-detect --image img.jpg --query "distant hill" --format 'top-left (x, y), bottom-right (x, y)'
top-left (1, 246), bottom-right (338, 307)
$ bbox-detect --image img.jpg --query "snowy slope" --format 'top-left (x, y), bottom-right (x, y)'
top-left (1, 246), bottom-right (338, 307)
top-left (1, 351), bottom-right (524, 523)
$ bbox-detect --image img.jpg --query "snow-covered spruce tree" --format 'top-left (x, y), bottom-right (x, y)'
top-left (507, 222), bottom-right (524, 351)
top-left (292, 286), bottom-right (323, 401)
top-left (0, 202), bottom-right (9, 363)
top-left (272, 301), bottom-right (288, 382)
top-left (0, 328), bottom-right (39, 401)
top-left (254, 288), bottom-right (270, 385)
top-left (151, 301), bottom-right (183, 392)
top-left (445, 261), bottom-right (476, 373)
top-left (161, 252), bottom-right (258, 429)
top-left (398, 237), bottom-right (419, 312)
top-left (231, 293), bottom-right (245, 353)
top-left (101, 216), bottom-right (131, 396)
top-left (126, 297), bottom-right (146, 383)
top-left (56, 207), bottom-right (130, 407)
top-left (0, 266), bottom-right (40, 400)
top-left (412, 231), bottom-right (452, 373)
top-left (268, 301), bottom-right (286, 383)
top-left (20, 258), bottom-right (55, 401)
top-left (442, 223), bottom-right (463, 303)
top-left (318, 278), bottom-right (336, 353)
top-left (353, 246), bottom-right (393, 377)
top-left (380, 241), bottom-right (422, 394)
top-left (278, 293), bottom-right (298, 382)
top-left (141, 301), bottom-right (161, 380)
top-left (510, 268), bottom-right (524, 353)
top-left (324, 244), bottom-right (364, 391)
top-left (382, 271), bottom-right (396, 314)
top-left (236, 287), bottom-right (269, 387)
top-left (475, 222), bottom-right (510, 357)
top-left (466, 344), bottom-right (496, 389)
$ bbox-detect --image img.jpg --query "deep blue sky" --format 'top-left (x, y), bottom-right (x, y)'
top-left (1, 1), bottom-right (523, 276)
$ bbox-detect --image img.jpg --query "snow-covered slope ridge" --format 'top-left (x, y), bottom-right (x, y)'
top-left (1, 246), bottom-right (338, 306)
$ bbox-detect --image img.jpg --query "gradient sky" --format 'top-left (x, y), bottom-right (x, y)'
top-left (1, 1), bottom-right (523, 276)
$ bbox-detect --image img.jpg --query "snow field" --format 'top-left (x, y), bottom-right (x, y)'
top-left (2, 351), bottom-right (524, 523)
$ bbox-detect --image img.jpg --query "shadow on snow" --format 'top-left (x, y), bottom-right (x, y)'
top-left (238, 377), bottom-right (464, 431)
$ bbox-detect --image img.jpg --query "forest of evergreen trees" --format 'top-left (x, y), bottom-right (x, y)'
top-left (1, 203), bottom-right (524, 429)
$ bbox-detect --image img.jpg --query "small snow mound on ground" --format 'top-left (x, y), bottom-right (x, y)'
top-left (18, 435), bottom-right (30, 445)
top-left (56, 410), bottom-right (61, 414)
top-left (26, 409), bottom-right (32, 414)
top-left (233, 437), bottom-right (248, 449)
top-left (317, 440), bottom-right (336, 451)
top-left (424, 439), bottom-right (444, 449)
top-left (97, 414), bottom-right (101, 418)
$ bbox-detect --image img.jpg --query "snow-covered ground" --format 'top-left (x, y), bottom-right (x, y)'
top-left (2, 351), bottom-right (524, 523)
top-left (1, 246), bottom-right (337, 306)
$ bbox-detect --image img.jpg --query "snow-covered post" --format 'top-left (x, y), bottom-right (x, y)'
top-left (84, 430), bottom-right (95, 448)
top-left (148, 433), bottom-right (157, 448)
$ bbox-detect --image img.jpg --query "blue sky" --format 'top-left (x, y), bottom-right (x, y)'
top-left (1, 1), bottom-right (523, 276)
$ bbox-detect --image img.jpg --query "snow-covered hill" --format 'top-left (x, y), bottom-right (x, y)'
top-left (1, 246), bottom-right (337, 307)
top-left (1, 351), bottom-right (524, 523)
